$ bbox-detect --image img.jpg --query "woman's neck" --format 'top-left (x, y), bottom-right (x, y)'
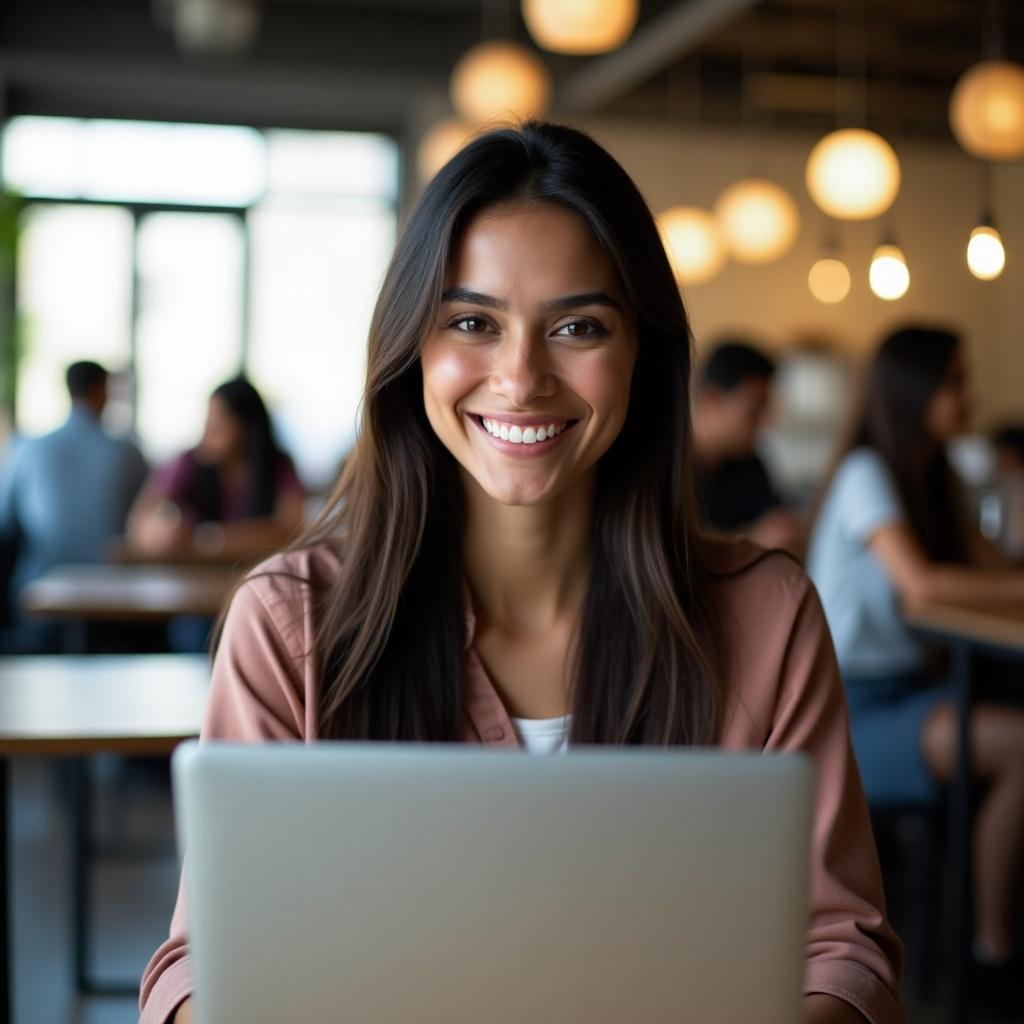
top-left (461, 470), bottom-right (594, 635)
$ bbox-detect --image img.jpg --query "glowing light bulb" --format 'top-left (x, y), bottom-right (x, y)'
top-left (869, 244), bottom-right (910, 301)
top-left (713, 179), bottom-right (800, 264)
top-left (522, 0), bottom-right (638, 55)
top-left (450, 40), bottom-right (550, 126)
top-left (966, 225), bottom-right (1006, 280)
top-left (950, 61), bottom-right (1024, 161)
top-left (417, 119), bottom-right (475, 184)
top-left (656, 206), bottom-right (726, 285)
top-left (806, 129), bottom-right (901, 220)
top-left (808, 257), bottom-right (851, 304)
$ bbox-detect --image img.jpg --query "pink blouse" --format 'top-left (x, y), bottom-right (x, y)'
top-left (139, 540), bottom-right (906, 1024)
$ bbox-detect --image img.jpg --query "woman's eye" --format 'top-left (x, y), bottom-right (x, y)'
top-left (451, 315), bottom-right (492, 334)
top-left (554, 319), bottom-right (605, 338)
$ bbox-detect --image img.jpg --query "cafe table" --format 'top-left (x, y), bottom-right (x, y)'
top-left (21, 563), bottom-right (240, 624)
top-left (904, 599), bottom-right (1024, 1024)
top-left (0, 654), bottom-right (209, 1023)
top-left (102, 537), bottom-right (264, 569)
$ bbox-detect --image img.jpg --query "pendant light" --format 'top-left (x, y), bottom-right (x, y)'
top-left (950, 2), bottom-right (1024, 160)
top-left (807, 225), bottom-right (851, 304)
top-left (657, 206), bottom-right (726, 286)
top-left (805, 0), bottom-right (900, 221)
top-left (967, 223), bottom-right (1006, 280)
top-left (869, 239), bottom-right (910, 301)
top-left (806, 129), bottom-right (900, 221)
top-left (417, 120), bottom-right (475, 185)
top-left (951, 61), bottom-right (1024, 160)
top-left (522, 0), bottom-right (638, 55)
top-left (714, 178), bottom-right (800, 264)
top-left (808, 256), bottom-right (851, 304)
top-left (966, 163), bottom-right (1006, 280)
top-left (450, 39), bottom-right (551, 126)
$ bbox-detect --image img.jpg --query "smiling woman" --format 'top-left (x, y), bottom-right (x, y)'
top-left (140, 122), bottom-right (905, 1024)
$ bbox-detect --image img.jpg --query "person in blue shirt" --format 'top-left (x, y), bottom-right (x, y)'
top-left (0, 360), bottom-right (148, 651)
top-left (807, 325), bottom-right (1024, 975)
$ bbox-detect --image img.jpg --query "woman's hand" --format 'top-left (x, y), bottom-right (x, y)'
top-left (132, 499), bottom-right (189, 555)
top-left (172, 996), bottom-right (194, 1023)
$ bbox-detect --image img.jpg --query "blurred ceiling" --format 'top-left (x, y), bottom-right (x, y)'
top-left (0, 0), bottom-right (1021, 140)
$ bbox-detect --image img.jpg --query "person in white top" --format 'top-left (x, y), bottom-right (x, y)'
top-left (808, 325), bottom-right (1024, 973)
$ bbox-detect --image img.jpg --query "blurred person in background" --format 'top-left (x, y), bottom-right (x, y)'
top-left (128, 376), bottom-right (306, 562)
top-left (0, 360), bottom-right (148, 652)
top-left (993, 425), bottom-right (1024, 478)
top-left (692, 340), bottom-right (803, 554)
top-left (807, 325), bottom-right (1024, 981)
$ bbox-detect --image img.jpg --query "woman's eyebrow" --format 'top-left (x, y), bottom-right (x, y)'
top-left (440, 287), bottom-right (622, 312)
top-left (540, 291), bottom-right (622, 313)
top-left (441, 287), bottom-right (506, 310)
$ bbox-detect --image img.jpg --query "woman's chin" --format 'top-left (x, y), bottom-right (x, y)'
top-left (471, 469), bottom-right (566, 508)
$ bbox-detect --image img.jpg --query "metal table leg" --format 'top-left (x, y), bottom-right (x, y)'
top-left (69, 758), bottom-right (141, 997)
top-left (1, 758), bottom-right (9, 1024)
top-left (947, 640), bottom-right (973, 1024)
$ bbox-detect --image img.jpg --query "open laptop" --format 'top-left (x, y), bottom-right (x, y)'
top-left (172, 743), bottom-right (812, 1024)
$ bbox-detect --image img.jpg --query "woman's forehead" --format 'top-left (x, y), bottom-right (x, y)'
top-left (445, 202), bottom-right (625, 300)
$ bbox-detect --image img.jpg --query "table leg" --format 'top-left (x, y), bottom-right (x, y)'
top-left (947, 641), bottom-right (973, 1024)
top-left (69, 758), bottom-right (140, 997)
top-left (69, 760), bottom-right (90, 994)
top-left (0, 758), bottom-right (9, 1024)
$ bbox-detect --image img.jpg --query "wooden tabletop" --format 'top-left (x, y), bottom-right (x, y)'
top-left (0, 654), bottom-right (209, 755)
top-left (905, 599), bottom-right (1024, 655)
top-left (20, 564), bottom-right (242, 622)
top-left (103, 537), bottom-right (262, 569)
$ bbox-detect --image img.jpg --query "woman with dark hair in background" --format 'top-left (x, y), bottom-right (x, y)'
top-left (128, 376), bottom-right (306, 561)
top-left (808, 326), bottom-right (1024, 978)
top-left (141, 122), bottom-right (903, 1024)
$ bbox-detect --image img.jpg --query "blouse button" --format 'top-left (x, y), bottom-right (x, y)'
top-left (484, 726), bottom-right (505, 742)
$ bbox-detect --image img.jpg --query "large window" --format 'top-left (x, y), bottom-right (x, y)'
top-left (4, 116), bottom-right (399, 487)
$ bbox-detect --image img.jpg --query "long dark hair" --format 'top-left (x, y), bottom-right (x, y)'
top-left (195, 376), bottom-right (281, 521)
top-left (297, 121), bottom-right (722, 744)
top-left (813, 325), bottom-right (970, 562)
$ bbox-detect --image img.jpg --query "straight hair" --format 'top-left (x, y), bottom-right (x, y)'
top-left (281, 121), bottom-right (725, 745)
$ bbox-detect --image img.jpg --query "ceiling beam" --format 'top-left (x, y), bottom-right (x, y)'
top-left (556, 0), bottom-right (760, 114)
top-left (0, 51), bottom-right (443, 130)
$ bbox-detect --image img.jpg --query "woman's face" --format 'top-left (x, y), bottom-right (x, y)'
top-left (199, 395), bottom-right (244, 464)
top-left (926, 349), bottom-right (972, 444)
top-left (420, 202), bottom-right (638, 507)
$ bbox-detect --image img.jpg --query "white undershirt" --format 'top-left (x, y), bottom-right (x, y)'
top-left (510, 714), bottom-right (571, 755)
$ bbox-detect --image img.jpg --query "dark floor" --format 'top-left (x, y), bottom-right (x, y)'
top-left (11, 757), bottom-right (179, 1024)
top-left (7, 757), bottom-right (1016, 1023)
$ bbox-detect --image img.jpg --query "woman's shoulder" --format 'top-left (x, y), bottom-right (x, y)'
top-left (236, 542), bottom-right (342, 624)
top-left (701, 540), bottom-right (815, 652)
top-left (701, 535), bottom-right (809, 602)
top-left (833, 445), bottom-right (893, 490)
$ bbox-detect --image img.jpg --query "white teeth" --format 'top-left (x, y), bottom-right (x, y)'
top-left (479, 417), bottom-right (571, 444)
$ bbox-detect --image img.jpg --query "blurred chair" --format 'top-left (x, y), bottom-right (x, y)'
top-left (870, 801), bottom-right (945, 1001)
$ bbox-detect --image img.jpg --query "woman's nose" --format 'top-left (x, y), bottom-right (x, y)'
top-left (488, 331), bottom-right (556, 407)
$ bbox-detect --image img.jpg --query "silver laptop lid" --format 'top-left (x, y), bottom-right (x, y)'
top-left (174, 743), bottom-right (811, 1024)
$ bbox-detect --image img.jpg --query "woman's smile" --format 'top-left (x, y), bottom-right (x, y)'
top-left (467, 412), bottom-right (580, 457)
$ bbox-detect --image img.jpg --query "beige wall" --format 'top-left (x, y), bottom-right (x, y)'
top-left (581, 118), bottom-right (1024, 430)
